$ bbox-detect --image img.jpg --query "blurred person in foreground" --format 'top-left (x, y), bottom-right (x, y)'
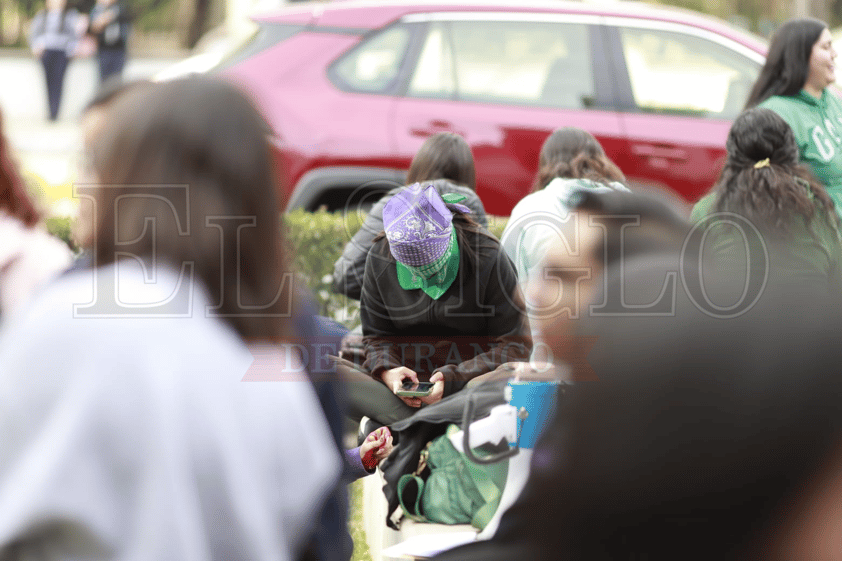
top-left (433, 189), bottom-right (842, 560)
top-left (0, 77), bottom-right (341, 560)
top-left (0, 107), bottom-right (72, 326)
top-left (745, 18), bottom-right (842, 216)
top-left (691, 107), bottom-right (842, 300)
top-left (332, 132), bottom-right (487, 300)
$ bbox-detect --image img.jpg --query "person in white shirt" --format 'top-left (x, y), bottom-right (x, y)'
top-left (500, 127), bottom-right (628, 366)
top-left (0, 76), bottom-right (341, 560)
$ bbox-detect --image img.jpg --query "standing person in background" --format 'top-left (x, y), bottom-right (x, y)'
top-left (0, 107), bottom-right (72, 326)
top-left (332, 132), bottom-right (487, 300)
top-left (29, 0), bottom-right (87, 121)
top-left (745, 18), bottom-right (842, 216)
top-left (87, 0), bottom-right (131, 84)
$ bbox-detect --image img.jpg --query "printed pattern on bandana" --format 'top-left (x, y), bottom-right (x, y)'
top-left (405, 230), bottom-right (455, 283)
top-left (385, 186), bottom-right (453, 267)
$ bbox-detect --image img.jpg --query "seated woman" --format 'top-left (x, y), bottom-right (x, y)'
top-left (502, 127), bottom-right (627, 290)
top-left (337, 183), bottom-right (530, 425)
top-left (691, 107), bottom-right (842, 299)
top-left (500, 127), bottom-right (627, 364)
top-left (333, 132), bottom-right (487, 300)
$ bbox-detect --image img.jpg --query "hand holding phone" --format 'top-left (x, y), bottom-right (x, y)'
top-left (383, 366), bottom-right (423, 407)
top-left (396, 380), bottom-right (435, 397)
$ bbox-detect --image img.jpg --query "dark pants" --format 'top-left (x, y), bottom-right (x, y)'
top-left (41, 49), bottom-right (68, 121)
top-left (335, 355), bottom-right (525, 426)
top-left (334, 356), bottom-right (418, 425)
top-left (98, 48), bottom-right (126, 84)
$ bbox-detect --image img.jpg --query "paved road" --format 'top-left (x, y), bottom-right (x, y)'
top-left (0, 54), bottom-right (182, 201)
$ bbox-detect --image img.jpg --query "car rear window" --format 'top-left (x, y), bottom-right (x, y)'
top-left (211, 23), bottom-right (304, 74)
top-left (618, 26), bottom-right (760, 118)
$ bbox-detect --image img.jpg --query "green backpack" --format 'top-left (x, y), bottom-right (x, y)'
top-left (396, 424), bottom-right (508, 530)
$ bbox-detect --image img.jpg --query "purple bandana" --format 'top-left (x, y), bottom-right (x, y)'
top-left (383, 183), bottom-right (454, 267)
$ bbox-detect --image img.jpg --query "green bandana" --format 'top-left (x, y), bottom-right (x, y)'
top-left (396, 229), bottom-right (460, 299)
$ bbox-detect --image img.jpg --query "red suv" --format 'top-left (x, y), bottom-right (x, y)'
top-left (218, 0), bottom-right (767, 215)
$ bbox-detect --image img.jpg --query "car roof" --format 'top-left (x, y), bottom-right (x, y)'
top-left (254, 0), bottom-right (766, 53)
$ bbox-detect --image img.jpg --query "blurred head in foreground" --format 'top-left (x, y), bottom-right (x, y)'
top-left (83, 75), bottom-right (293, 339)
top-left (501, 221), bottom-right (842, 560)
top-left (0, 107), bottom-right (40, 228)
top-left (526, 189), bottom-right (689, 369)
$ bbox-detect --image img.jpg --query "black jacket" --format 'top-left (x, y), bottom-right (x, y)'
top-left (360, 223), bottom-right (530, 397)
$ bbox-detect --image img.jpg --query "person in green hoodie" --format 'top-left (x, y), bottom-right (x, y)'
top-left (745, 18), bottom-right (842, 216)
top-left (691, 107), bottom-right (842, 299)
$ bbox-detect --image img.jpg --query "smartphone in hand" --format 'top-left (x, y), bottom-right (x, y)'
top-left (395, 380), bottom-right (435, 397)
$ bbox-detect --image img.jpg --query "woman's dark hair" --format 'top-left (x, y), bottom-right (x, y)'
top-left (406, 132), bottom-right (476, 191)
top-left (533, 127), bottom-right (625, 192)
top-left (87, 76), bottom-right (295, 341)
top-left (0, 108), bottom-right (40, 227)
top-left (745, 18), bottom-right (827, 108)
top-left (713, 107), bottom-right (836, 233)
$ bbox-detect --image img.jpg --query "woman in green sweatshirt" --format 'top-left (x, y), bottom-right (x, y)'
top-left (691, 108), bottom-right (842, 299)
top-left (745, 18), bottom-right (842, 216)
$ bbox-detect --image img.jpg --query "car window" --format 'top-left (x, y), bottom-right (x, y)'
top-left (333, 25), bottom-right (411, 93)
top-left (412, 20), bottom-right (593, 109)
top-left (618, 27), bottom-right (760, 119)
top-left (408, 22), bottom-right (455, 98)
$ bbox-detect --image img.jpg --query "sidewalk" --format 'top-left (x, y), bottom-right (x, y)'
top-left (1, 54), bottom-right (183, 214)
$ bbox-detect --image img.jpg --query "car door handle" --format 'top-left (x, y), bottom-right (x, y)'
top-left (410, 120), bottom-right (463, 137)
top-left (631, 144), bottom-right (689, 161)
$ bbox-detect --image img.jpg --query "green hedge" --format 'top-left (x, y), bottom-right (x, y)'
top-left (47, 210), bottom-right (509, 327)
top-left (284, 209), bottom-right (365, 326)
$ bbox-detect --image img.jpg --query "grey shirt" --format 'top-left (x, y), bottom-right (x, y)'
top-left (29, 8), bottom-right (83, 55)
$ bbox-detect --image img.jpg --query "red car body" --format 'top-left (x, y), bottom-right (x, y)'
top-left (220, 0), bottom-right (767, 215)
